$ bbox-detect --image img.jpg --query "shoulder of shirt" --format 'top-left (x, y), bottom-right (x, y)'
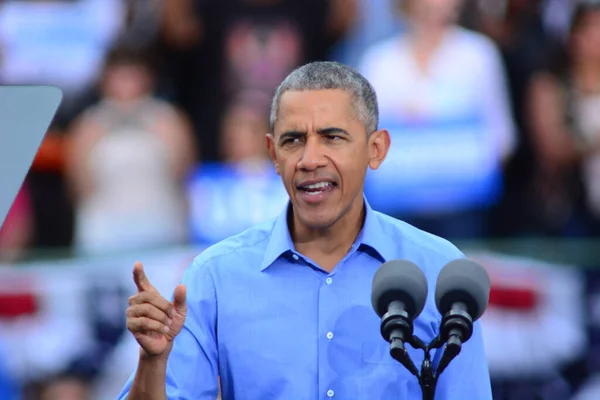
top-left (450, 26), bottom-right (502, 57)
top-left (373, 210), bottom-right (465, 262)
top-left (187, 218), bottom-right (277, 270)
top-left (359, 34), bottom-right (405, 65)
top-left (146, 97), bottom-right (179, 113)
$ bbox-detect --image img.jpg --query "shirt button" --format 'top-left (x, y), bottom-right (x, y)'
top-left (325, 277), bottom-right (332, 285)
top-left (327, 389), bottom-right (334, 397)
top-left (326, 332), bottom-right (334, 340)
top-left (292, 254), bottom-right (299, 260)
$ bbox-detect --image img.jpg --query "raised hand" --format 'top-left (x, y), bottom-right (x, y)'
top-left (126, 261), bottom-right (187, 358)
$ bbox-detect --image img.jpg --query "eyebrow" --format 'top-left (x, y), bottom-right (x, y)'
top-left (278, 127), bottom-right (350, 144)
top-left (317, 127), bottom-right (350, 136)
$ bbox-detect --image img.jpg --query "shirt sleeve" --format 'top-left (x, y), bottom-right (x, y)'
top-left (433, 319), bottom-right (493, 399)
top-left (116, 256), bottom-right (220, 400)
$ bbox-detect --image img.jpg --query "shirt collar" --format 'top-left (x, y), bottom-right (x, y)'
top-left (260, 196), bottom-right (397, 271)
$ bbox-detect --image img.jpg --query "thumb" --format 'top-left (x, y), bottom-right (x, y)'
top-left (172, 284), bottom-right (187, 312)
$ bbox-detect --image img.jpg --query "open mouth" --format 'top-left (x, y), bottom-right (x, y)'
top-left (297, 181), bottom-right (337, 196)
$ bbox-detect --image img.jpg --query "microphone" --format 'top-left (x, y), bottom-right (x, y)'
top-left (433, 258), bottom-right (491, 376)
top-left (371, 259), bottom-right (428, 377)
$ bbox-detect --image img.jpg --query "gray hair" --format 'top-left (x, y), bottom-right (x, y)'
top-left (269, 61), bottom-right (379, 135)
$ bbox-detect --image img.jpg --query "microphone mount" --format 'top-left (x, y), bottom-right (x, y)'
top-left (380, 303), bottom-right (475, 400)
top-left (381, 300), bottom-right (420, 377)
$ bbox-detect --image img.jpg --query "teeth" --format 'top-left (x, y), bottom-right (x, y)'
top-left (305, 182), bottom-right (332, 190)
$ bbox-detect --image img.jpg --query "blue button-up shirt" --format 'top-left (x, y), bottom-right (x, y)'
top-left (118, 198), bottom-right (492, 399)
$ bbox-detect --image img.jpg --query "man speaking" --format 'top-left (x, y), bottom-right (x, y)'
top-left (117, 62), bottom-right (492, 399)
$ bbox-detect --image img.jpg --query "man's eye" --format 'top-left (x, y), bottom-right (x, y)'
top-left (283, 138), bottom-right (301, 144)
top-left (327, 135), bottom-right (342, 141)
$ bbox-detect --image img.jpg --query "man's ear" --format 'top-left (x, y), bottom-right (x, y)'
top-left (266, 133), bottom-right (280, 175)
top-left (367, 129), bottom-right (391, 170)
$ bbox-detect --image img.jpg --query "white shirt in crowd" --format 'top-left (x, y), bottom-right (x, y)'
top-left (357, 26), bottom-right (517, 215)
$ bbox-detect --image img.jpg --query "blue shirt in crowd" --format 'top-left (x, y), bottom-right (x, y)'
top-left (118, 197), bottom-right (492, 399)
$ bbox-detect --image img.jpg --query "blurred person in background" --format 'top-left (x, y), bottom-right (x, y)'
top-left (0, 0), bottom-right (126, 122)
top-left (542, 0), bottom-right (581, 43)
top-left (219, 92), bottom-right (272, 166)
top-left (187, 92), bottom-right (289, 245)
top-left (24, 121), bottom-right (76, 253)
top-left (65, 46), bottom-right (197, 256)
top-left (526, 0), bottom-right (600, 237)
top-left (157, 0), bottom-right (358, 163)
top-left (35, 373), bottom-right (91, 400)
top-left (0, 0), bottom-right (132, 253)
top-left (469, 0), bottom-right (565, 237)
top-left (358, 0), bottom-right (516, 239)
top-left (327, 0), bottom-right (405, 67)
top-left (0, 184), bottom-right (34, 263)
top-left (117, 0), bottom-right (162, 52)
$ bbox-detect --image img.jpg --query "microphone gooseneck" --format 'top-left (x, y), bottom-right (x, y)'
top-left (371, 258), bottom-right (491, 400)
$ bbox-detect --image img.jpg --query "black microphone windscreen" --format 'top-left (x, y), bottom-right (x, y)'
top-left (435, 258), bottom-right (491, 321)
top-left (371, 260), bottom-right (428, 320)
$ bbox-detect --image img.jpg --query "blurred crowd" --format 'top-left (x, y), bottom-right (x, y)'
top-left (2, 0), bottom-right (600, 260)
top-left (1, 0), bottom-right (600, 398)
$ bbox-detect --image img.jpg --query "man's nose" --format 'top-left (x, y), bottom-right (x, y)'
top-left (297, 136), bottom-right (328, 171)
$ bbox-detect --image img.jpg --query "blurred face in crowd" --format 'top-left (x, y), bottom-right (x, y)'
top-left (221, 104), bottom-right (270, 163)
top-left (101, 61), bottom-right (152, 102)
top-left (571, 8), bottom-right (600, 64)
top-left (40, 378), bottom-right (90, 400)
top-left (267, 89), bottom-right (389, 230)
top-left (402, 0), bottom-right (463, 28)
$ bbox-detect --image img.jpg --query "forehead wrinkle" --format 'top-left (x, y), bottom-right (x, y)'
top-left (275, 90), bottom-right (361, 136)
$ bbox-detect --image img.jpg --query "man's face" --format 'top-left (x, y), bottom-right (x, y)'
top-left (267, 89), bottom-right (389, 230)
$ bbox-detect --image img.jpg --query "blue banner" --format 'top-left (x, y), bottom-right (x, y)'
top-left (365, 114), bottom-right (503, 216)
top-left (187, 162), bottom-right (290, 245)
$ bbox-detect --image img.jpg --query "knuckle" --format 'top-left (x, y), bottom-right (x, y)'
top-left (135, 318), bottom-right (149, 331)
top-left (126, 305), bottom-right (138, 317)
top-left (146, 318), bottom-right (160, 330)
top-left (136, 292), bottom-right (148, 302)
top-left (160, 298), bottom-right (171, 311)
top-left (147, 305), bottom-right (160, 319)
top-left (151, 295), bottom-right (166, 310)
top-left (126, 319), bottom-right (136, 331)
top-left (135, 303), bottom-right (147, 314)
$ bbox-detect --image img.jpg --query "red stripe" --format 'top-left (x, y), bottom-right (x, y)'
top-left (0, 293), bottom-right (38, 318)
top-left (488, 286), bottom-right (538, 311)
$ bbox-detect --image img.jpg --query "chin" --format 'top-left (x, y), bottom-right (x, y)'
top-left (296, 208), bottom-right (339, 230)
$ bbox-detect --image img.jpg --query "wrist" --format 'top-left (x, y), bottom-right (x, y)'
top-left (139, 345), bottom-right (172, 364)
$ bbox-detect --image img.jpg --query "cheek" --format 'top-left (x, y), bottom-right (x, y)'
top-left (278, 159), bottom-right (297, 184)
top-left (338, 159), bottom-right (367, 190)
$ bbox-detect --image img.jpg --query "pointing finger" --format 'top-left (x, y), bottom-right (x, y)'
top-left (132, 261), bottom-right (152, 292)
